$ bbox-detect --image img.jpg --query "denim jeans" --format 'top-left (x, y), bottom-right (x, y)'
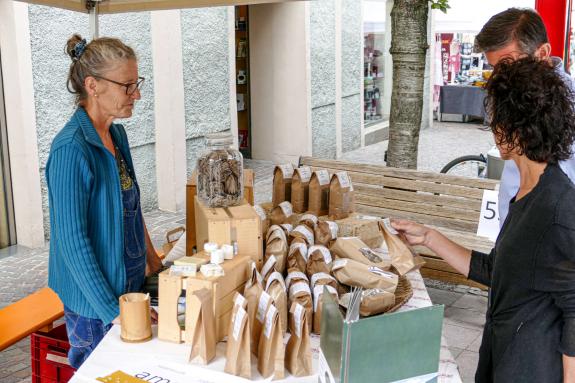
top-left (64, 182), bottom-right (147, 369)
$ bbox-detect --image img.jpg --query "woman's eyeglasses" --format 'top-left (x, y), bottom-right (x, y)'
top-left (94, 76), bottom-right (145, 96)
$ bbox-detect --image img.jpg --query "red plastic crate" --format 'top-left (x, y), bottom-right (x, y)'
top-left (31, 324), bottom-right (76, 383)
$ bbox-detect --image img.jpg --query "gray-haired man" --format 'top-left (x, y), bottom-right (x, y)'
top-left (475, 8), bottom-right (575, 225)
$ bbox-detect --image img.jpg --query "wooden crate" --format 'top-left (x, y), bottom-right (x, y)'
top-left (158, 255), bottom-right (252, 343)
top-left (300, 157), bottom-right (498, 289)
top-left (186, 169), bottom-right (254, 256)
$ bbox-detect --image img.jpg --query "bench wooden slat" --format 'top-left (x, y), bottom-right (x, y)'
top-left (0, 287), bottom-right (64, 351)
top-left (301, 157), bottom-right (498, 190)
top-left (355, 193), bottom-right (480, 223)
top-left (354, 184), bottom-right (482, 212)
top-left (356, 204), bottom-right (479, 232)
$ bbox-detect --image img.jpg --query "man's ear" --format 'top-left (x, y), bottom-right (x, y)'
top-left (534, 43), bottom-right (552, 61)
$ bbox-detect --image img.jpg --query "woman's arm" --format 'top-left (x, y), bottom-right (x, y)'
top-left (564, 355), bottom-right (575, 383)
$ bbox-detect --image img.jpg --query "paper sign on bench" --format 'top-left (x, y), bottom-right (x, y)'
top-left (476, 190), bottom-right (500, 242)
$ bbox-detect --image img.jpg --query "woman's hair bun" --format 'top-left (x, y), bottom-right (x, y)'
top-left (66, 34), bottom-right (84, 61)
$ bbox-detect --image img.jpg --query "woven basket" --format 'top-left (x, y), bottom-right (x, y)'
top-left (387, 275), bottom-right (413, 313)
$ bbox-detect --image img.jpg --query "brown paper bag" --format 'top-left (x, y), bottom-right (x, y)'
top-left (273, 164), bottom-right (294, 207)
top-left (306, 245), bottom-right (333, 277)
top-left (254, 204), bottom-right (270, 239)
top-left (253, 290), bottom-right (273, 355)
top-left (224, 304), bottom-right (251, 378)
top-left (328, 171), bottom-right (355, 220)
top-left (312, 284), bottom-right (338, 334)
top-left (119, 293), bottom-right (152, 343)
top-left (359, 289), bottom-right (395, 317)
top-left (308, 170), bottom-right (331, 216)
top-left (289, 224), bottom-right (315, 246)
top-left (331, 258), bottom-right (398, 293)
top-left (287, 242), bottom-right (308, 273)
top-left (286, 302), bottom-right (313, 377)
top-left (288, 281), bottom-right (313, 333)
top-left (265, 228), bottom-right (288, 274)
top-left (187, 288), bottom-right (216, 364)
top-left (330, 237), bottom-right (391, 270)
top-left (265, 271), bottom-right (288, 335)
top-left (257, 304), bottom-right (285, 379)
top-left (314, 220), bottom-right (339, 247)
top-left (285, 269), bottom-right (310, 290)
top-left (337, 216), bottom-right (384, 248)
top-left (298, 213), bottom-right (318, 231)
top-left (310, 272), bottom-right (338, 292)
top-left (380, 218), bottom-right (425, 276)
top-left (291, 166), bottom-right (312, 213)
top-left (261, 255), bottom-right (279, 282)
top-left (244, 262), bottom-right (264, 352)
top-left (279, 223), bottom-right (293, 239)
top-left (270, 201), bottom-right (294, 225)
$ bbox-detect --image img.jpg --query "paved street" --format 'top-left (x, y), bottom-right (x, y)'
top-left (0, 121), bottom-right (492, 383)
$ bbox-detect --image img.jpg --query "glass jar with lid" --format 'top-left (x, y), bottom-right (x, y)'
top-left (196, 132), bottom-right (244, 207)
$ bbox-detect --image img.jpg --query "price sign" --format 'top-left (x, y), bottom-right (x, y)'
top-left (477, 190), bottom-right (500, 241)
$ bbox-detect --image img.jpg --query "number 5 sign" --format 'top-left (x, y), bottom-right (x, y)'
top-left (477, 190), bottom-right (500, 242)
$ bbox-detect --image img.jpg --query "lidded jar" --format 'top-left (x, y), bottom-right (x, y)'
top-left (196, 132), bottom-right (244, 207)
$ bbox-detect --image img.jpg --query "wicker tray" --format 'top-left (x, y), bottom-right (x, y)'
top-left (387, 275), bottom-right (413, 313)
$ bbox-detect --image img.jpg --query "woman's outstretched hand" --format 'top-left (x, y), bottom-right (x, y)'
top-left (390, 219), bottom-right (431, 246)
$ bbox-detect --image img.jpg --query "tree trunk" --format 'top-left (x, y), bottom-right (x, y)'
top-left (387, 0), bottom-right (429, 169)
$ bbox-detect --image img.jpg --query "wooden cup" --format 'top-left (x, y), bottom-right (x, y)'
top-left (119, 293), bottom-right (152, 343)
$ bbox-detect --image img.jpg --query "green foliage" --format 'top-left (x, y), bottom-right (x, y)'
top-left (430, 0), bottom-right (450, 13)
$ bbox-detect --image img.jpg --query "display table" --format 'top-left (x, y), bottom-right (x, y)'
top-left (439, 85), bottom-right (486, 121)
top-left (70, 271), bottom-right (462, 383)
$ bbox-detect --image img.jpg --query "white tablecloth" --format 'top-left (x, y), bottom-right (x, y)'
top-left (70, 271), bottom-right (462, 383)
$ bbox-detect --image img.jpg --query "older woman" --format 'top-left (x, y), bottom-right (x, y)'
top-left (46, 34), bottom-right (162, 368)
top-left (393, 57), bottom-right (575, 382)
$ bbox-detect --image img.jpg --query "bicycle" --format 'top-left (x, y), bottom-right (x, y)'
top-left (440, 146), bottom-right (503, 180)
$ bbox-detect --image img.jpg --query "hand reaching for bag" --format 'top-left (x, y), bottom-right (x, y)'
top-left (390, 219), bottom-right (431, 247)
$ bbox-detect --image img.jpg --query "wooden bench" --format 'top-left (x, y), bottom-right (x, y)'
top-left (0, 287), bottom-right (64, 351)
top-left (300, 156), bottom-right (498, 289)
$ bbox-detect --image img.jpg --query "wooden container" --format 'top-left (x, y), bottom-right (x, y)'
top-left (119, 293), bottom-right (152, 343)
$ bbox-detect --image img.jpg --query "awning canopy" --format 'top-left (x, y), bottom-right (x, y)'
top-left (14, 0), bottom-right (300, 14)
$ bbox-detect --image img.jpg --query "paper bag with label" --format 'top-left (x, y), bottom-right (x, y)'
top-left (291, 166), bottom-right (312, 213)
top-left (308, 170), bottom-right (331, 216)
top-left (257, 305), bottom-right (285, 379)
top-left (286, 302), bottom-right (313, 377)
top-left (328, 171), bottom-right (355, 220)
top-left (287, 242), bottom-right (308, 273)
top-left (314, 220), bottom-right (339, 247)
top-left (306, 245), bottom-right (333, 277)
top-left (285, 269), bottom-right (310, 290)
top-left (289, 224), bottom-right (315, 246)
top-left (244, 262), bottom-right (264, 352)
top-left (331, 258), bottom-right (398, 293)
top-left (330, 236), bottom-right (391, 270)
top-left (187, 288), bottom-right (216, 365)
top-left (312, 285), bottom-right (338, 334)
top-left (379, 218), bottom-right (425, 276)
top-left (339, 288), bottom-right (395, 317)
top-left (224, 296), bottom-right (251, 378)
top-left (265, 271), bottom-right (288, 335)
top-left (288, 281), bottom-right (313, 333)
top-left (265, 227), bottom-right (288, 274)
top-left (253, 290), bottom-right (273, 355)
top-left (337, 216), bottom-right (384, 248)
top-left (270, 201), bottom-right (294, 225)
top-left (298, 213), bottom-right (318, 231)
top-left (254, 204), bottom-right (270, 239)
top-left (273, 164), bottom-right (294, 207)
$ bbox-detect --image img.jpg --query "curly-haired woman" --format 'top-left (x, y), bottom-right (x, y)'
top-left (46, 35), bottom-right (162, 368)
top-left (393, 57), bottom-right (575, 382)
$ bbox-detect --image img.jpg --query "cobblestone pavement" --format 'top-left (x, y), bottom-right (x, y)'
top-left (0, 121), bottom-right (490, 383)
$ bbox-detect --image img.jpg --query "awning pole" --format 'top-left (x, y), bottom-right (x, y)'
top-left (87, 0), bottom-right (100, 39)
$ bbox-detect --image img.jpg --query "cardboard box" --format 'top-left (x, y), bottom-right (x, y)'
top-left (158, 255), bottom-right (252, 343)
top-left (318, 293), bottom-right (443, 383)
top-left (194, 196), bottom-right (263, 267)
top-left (186, 169), bottom-right (255, 256)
